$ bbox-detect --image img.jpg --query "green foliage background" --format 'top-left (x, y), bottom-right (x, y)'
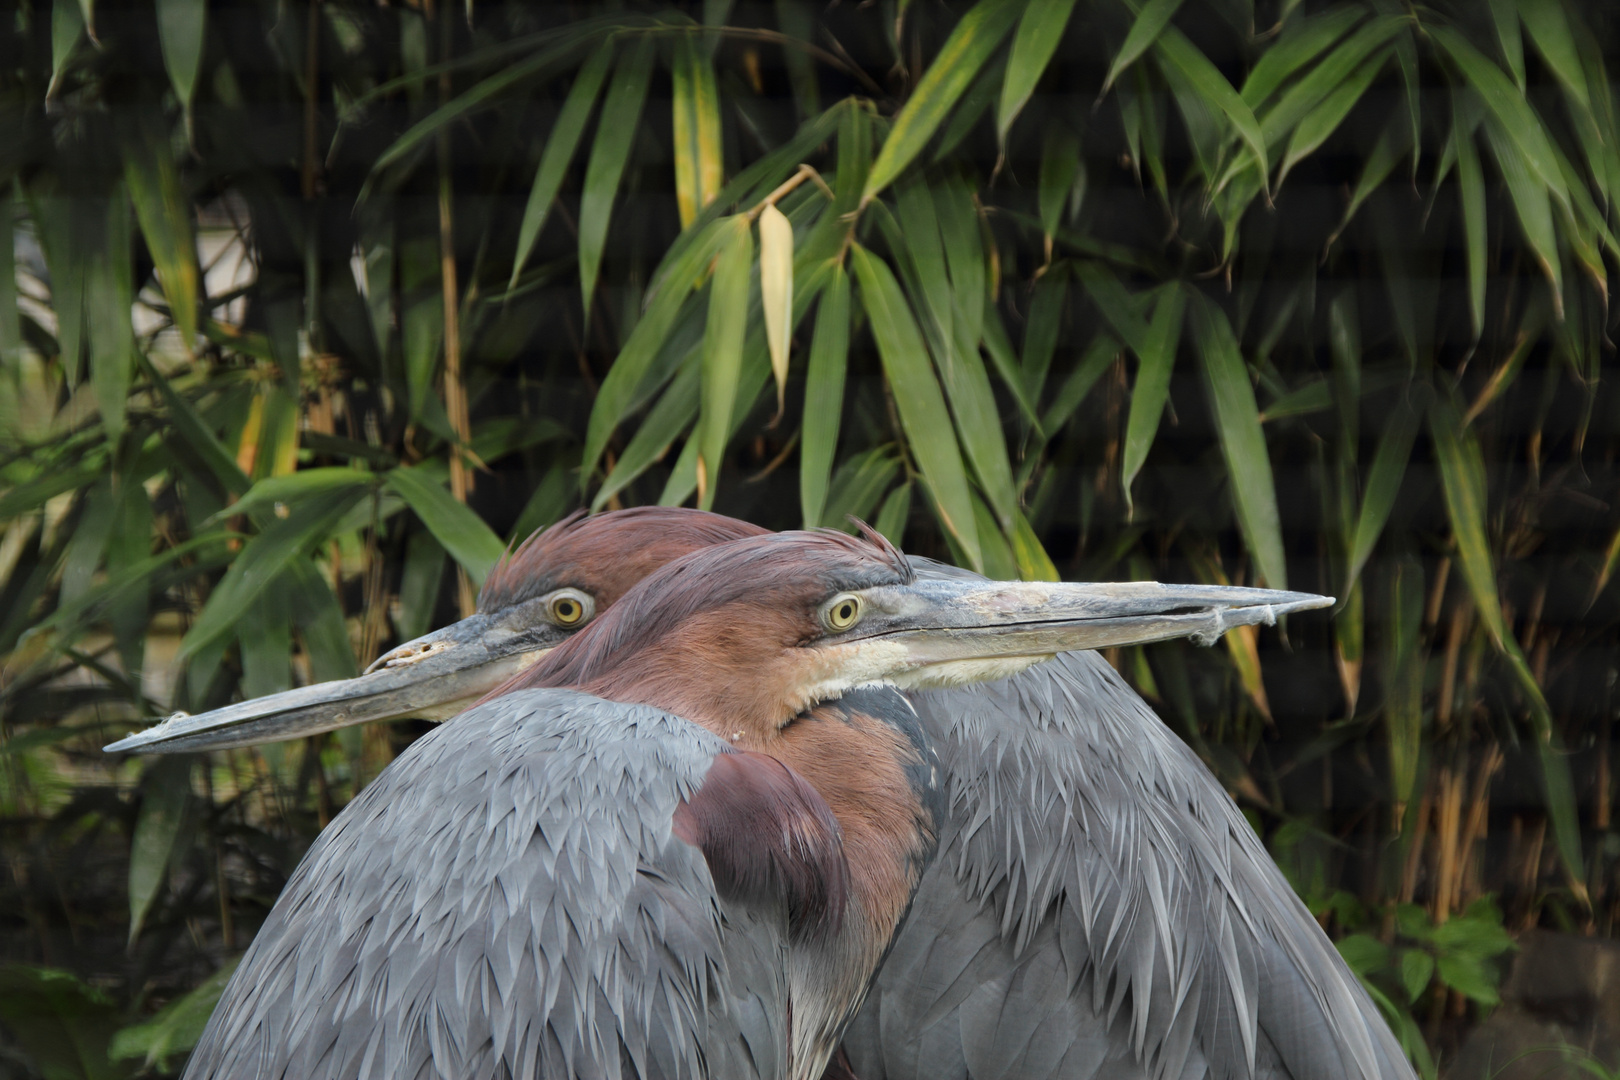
top-left (0, 0), bottom-right (1618, 1074)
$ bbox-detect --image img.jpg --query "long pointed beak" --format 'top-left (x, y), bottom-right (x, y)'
top-left (103, 613), bottom-right (555, 755)
top-left (845, 579), bottom-right (1332, 685)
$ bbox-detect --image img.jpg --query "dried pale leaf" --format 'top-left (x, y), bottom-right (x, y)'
top-left (759, 203), bottom-right (794, 417)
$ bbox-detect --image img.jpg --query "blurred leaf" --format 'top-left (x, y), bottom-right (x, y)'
top-left (774, 0), bottom-right (820, 119)
top-left (394, 528), bottom-right (447, 644)
top-left (1042, 331), bottom-right (1119, 434)
top-left (1104, 0), bottom-right (1184, 96)
top-left (179, 486), bottom-right (364, 661)
top-left (1400, 949), bottom-right (1435, 1004)
top-left (1452, 114), bottom-right (1487, 344)
top-left (998, 0), bottom-right (1078, 140)
top-left (1258, 17), bottom-right (1403, 152)
top-left (1121, 284), bottom-right (1185, 516)
top-left (861, 0), bottom-right (1023, 205)
top-left (1385, 555), bottom-right (1424, 820)
top-left (510, 39), bottom-right (613, 293)
top-left (238, 578), bottom-right (292, 698)
top-left (86, 188), bottom-right (135, 439)
top-left (110, 959), bottom-right (240, 1070)
top-left (595, 352), bottom-right (699, 511)
top-left (1155, 25), bottom-right (1268, 185)
top-left (1486, 0), bottom-right (1524, 90)
top-left (579, 35), bottom-right (656, 316)
top-left (759, 203), bottom-right (794, 417)
top-left (155, 0), bottom-right (205, 116)
top-left (1436, 955), bottom-right (1500, 1006)
top-left (695, 216), bottom-right (753, 508)
top-left (0, 965), bottom-right (124, 1080)
top-left (1012, 509), bottom-right (1060, 581)
top-left (1336, 932), bottom-right (1390, 978)
top-left (128, 756), bottom-right (190, 944)
top-left (851, 243), bottom-right (981, 570)
top-left (385, 465), bottom-right (506, 587)
top-left (48, 0), bottom-right (84, 100)
top-left (801, 264), bottom-right (850, 529)
top-left (123, 122), bottom-right (200, 350)
top-left (821, 446), bottom-right (900, 528)
top-left (1519, 0), bottom-right (1587, 111)
top-left (141, 356), bottom-right (249, 496)
top-left (1190, 293), bottom-right (1287, 590)
top-left (1346, 398), bottom-right (1419, 594)
top-left (1038, 126), bottom-right (1081, 244)
top-left (211, 467), bottom-right (374, 525)
top-left (1240, 6), bottom-right (1364, 107)
top-left (873, 481), bottom-right (912, 546)
top-left (1481, 118), bottom-right (1563, 311)
top-left (1277, 46), bottom-right (1388, 186)
top-left (288, 558), bottom-right (358, 683)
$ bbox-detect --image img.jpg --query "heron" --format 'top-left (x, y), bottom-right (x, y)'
top-left (108, 510), bottom-right (1389, 1080)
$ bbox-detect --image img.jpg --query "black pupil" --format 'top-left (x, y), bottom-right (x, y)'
top-left (557, 600), bottom-right (577, 620)
top-left (837, 603), bottom-right (853, 621)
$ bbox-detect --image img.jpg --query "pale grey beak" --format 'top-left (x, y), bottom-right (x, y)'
top-left (843, 578), bottom-right (1332, 682)
top-left (103, 612), bottom-right (556, 755)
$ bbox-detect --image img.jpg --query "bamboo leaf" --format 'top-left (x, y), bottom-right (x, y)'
top-left (110, 959), bottom-right (239, 1070)
top-left (1480, 118), bottom-right (1563, 312)
top-left (822, 446), bottom-right (901, 528)
top-left (395, 529), bottom-right (447, 645)
top-left (1277, 47), bottom-right (1388, 187)
top-left (1154, 26), bottom-right (1268, 184)
top-left (385, 465), bottom-right (506, 586)
top-left (1240, 5), bottom-right (1364, 107)
top-left (1258, 17), bottom-right (1404, 152)
top-left (873, 481), bottom-right (912, 546)
top-left (582, 217), bottom-right (731, 482)
top-left (1012, 509), bottom-right (1060, 581)
top-left (1518, 0), bottom-right (1588, 111)
top-left (774, 0), bottom-right (821, 119)
top-left (696, 216), bottom-right (753, 509)
top-left (997, 0), bottom-right (1079, 140)
top-left (123, 124), bottom-right (200, 350)
top-left (1074, 261), bottom-right (1149, 355)
top-left (1385, 555), bottom-right (1425, 819)
top-left (801, 264), bottom-right (850, 529)
top-left (128, 758), bottom-right (190, 943)
top-left (86, 188), bottom-right (135, 439)
top-left (1121, 285), bottom-right (1185, 515)
top-left (1191, 293), bottom-right (1287, 590)
top-left (980, 306), bottom-right (1044, 433)
top-left (579, 35), bottom-right (656, 316)
top-left (1430, 395), bottom-right (1585, 888)
top-left (759, 203), bottom-right (794, 417)
top-left (287, 558), bottom-right (357, 683)
top-left (1486, 0), bottom-right (1524, 90)
top-left (1103, 0), bottom-right (1184, 96)
top-left (1038, 125), bottom-right (1081, 243)
top-left (1328, 114), bottom-right (1410, 247)
top-left (1345, 399), bottom-right (1418, 593)
top-left (155, 0), bottom-right (206, 114)
top-left (861, 0), bottom-right (1023, 205)
top-left (850, 243), bottom-right (981, 570)
top-left (594, 353), bottom-right (700, 512)
top-left (509, 39), bottom-right (613, 293)
top-left (672, 36), bottom-right (724, 229)
top-left (1042, 331), bottom-right (1118, 434)
top-left (48, 0), bottom-right (83, 99)
top-left (1453, 116), bottom-right (1487, 344)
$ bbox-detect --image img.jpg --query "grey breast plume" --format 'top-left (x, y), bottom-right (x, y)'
top-left (183, 689), bottom-right (794, 1080)
top-left (838, 560), bottom-right (1415, 1080)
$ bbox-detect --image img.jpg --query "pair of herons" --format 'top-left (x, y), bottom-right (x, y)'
top-left (108, 508), bottom-right (1415, 1080)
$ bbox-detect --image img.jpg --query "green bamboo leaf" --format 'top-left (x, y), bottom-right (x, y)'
top-left (1257, 16), bottom-right (1404, 151)
top-left (1430, 395), bottom-right (1584, 888)
top-left (1453, 116), bottom-right (1487, 344)
top-left (1327, 113), bottom-right (1411, 247)
top-left (861, 0), bottom-right (1023, 205)
top-left (1486, 0), bottom-right (1524, 89)
top-left (288, 558), bottom-right (358, 683)
top-left (970, 493), bottom-right (1018, 580)
top-left (1154, 26), bottom-right (1268, 183)
top-left (1038, 126), bottom-right (1081, 243)
top-left (935, 173), bottom-right (986, 350)
top-left (1012, 509), bottom-right (1060, 581)
top-left (1345, 398), bottom-right (1418, 593)
top-left (385, 465), bottom-right (506, 587)
top-left (1480, 118), bottom-right (1563, 311)
top-left (509, 39), bottom-right (614, 293)
top-left (1121, 284), bottom-right (1185, 515)
top-left (579, 35), bottom-right (656, 316)
top-left (873, 482), bottom-right (912, 547)
top-left (211, 467), bottom-right (374, 525)
top-left (239, 578), bottom-right (292, 699)
top-left (979, 306), bottom-right (1044, 433)
top-left (1518, 0), bottom-right (1587, 111)
top-left (695, 216), bottom-right (753, 509)
top-left (1429, 26), bottom-right (1568, 204)
top-left (997, 0), bottom-right (1079, 140)
top-left (48, 0), bottom-right (84, 99)
top-left (594, 354), bottom-right (700, 512)
top-left (86, 188), bottom-right (135, 439)
top-left (822, 446), bottom-right (902, 529)
top-left (672, 36), bottom-right (724, 229)
top-left (396, 529), bottom-right (448, 644)
top-left (1019, 269), bottom-right (1066, 402)
top-left (128, 757), bottom-right (191, 944)
top-left (1276, 47), bottom-right (1388, 187)
top-left (177, 486), bottom-right (363, 661)
top-left (154, 0), bottom-right (205, 114)
top-left (801, 264), bottom-right (850, 529)
top-left (123, 125), bottom-right (200, 350)
top-left (774, 0), bottom-right (821, 119)
top-left (1042, 331), bottom-right (1118, 434)
top-left (1103, 0), bottom-right (1184, 96)
top-left (1239, 5), bottom-right (1364, 107)
top-left (1384, 555), bottom-right (1425, 819)
top-left (1394, 29), bottom-right (1420, 178)
top-left (110, 959), bottom-right (240, 1070)
top-left (850, 243), bottom-right (981, 570)
top-left (1190, 293), bottom-right (1287, 590)
top-left (0, 188), bottom-right (20, 368)
top-left (582, 217), bottom-right (732, 483)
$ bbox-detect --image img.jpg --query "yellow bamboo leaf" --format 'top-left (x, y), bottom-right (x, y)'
top-left (759, 202), bottom-right (794, 419)
top-left (673, 38), bottom-right (723, 229)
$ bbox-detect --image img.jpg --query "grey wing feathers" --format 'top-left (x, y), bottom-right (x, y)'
top-left (184, 688), bottom-right (787, 1080)
top-left (845, 606), bottom-right (1413, 1080)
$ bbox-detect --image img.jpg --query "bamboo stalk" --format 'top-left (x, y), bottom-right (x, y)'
top-left (1400, 787), bottom-right (1433, 905)
top-left (1433, 763), bottom-right (1463, 922)
top-left (1437, 600), bottom-right (1469, 727)
top-left (1456, 743), bottom-right (1503, 912)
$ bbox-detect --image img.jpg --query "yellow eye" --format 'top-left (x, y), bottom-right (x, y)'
top-left (824, 594), bottom-right (863, 632)
top-left (547, 590), bottom-right (592, 627)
